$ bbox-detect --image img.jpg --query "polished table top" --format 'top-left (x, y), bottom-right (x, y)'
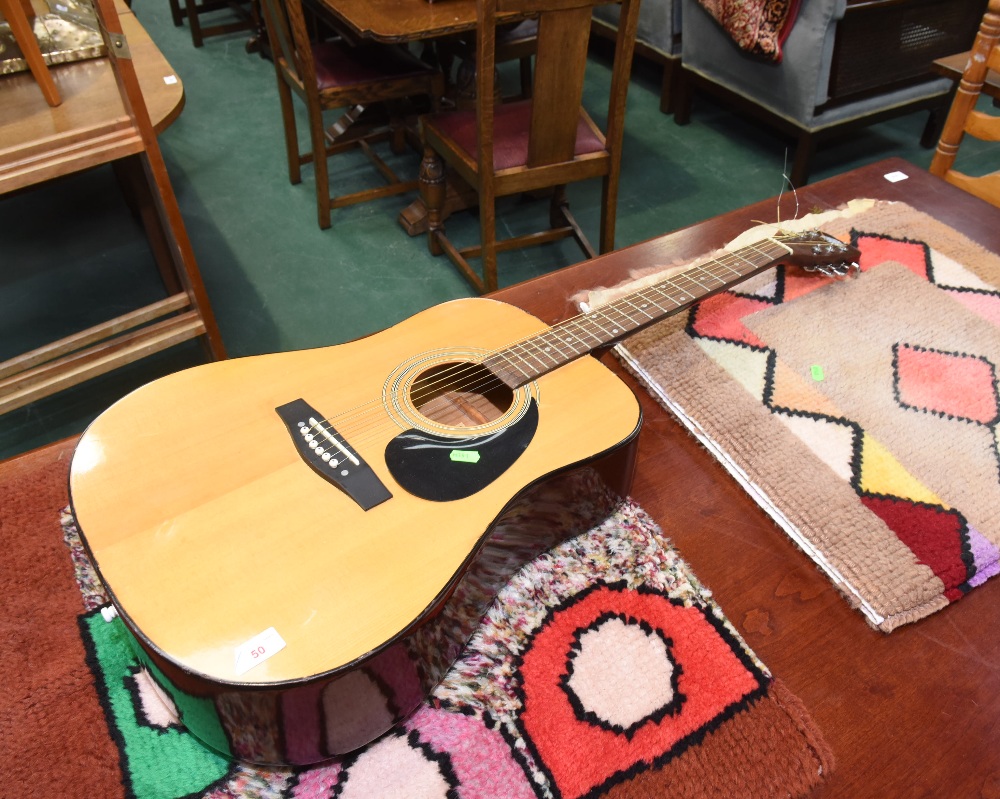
top-left (492, 157), bottom-right (1000, 798)
top-left (0, 3), bottom-right (183, 192)
top-left (933, 50), bottom-right (1000, 100)
top-left (316, 0), bottom-right (519, 43)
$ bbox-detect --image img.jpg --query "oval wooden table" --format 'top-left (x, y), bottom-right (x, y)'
top-left (0, 2), bottom-right (185, 183)
top-left (0, 0), bottom-right (225, 417)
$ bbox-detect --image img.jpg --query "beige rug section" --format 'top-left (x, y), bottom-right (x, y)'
top-left (587, 201), bottom-right (1000, 631)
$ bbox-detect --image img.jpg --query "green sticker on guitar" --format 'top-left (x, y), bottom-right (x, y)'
top-left (450, 450), bottom-right (481, 463)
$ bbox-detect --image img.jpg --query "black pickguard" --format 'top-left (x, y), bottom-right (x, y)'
top-left (385, 401), bottom-right (538, 501)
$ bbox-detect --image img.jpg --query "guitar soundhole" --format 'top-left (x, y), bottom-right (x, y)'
top-left (410, 362), bottom-right (513, 427)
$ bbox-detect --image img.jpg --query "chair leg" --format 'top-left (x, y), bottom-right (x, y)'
top-left (920, 103), bottom-right (948, 149)
top-left (308, 103), bottom-right (332, 229)
top-left (673, 67), bottom-right (693, 126)
top-left (184, 0), bottom-right (204, 46)
top-left (549, 186), bottom-right (568, 229)
top-left (420, 146), bottom-right (446, 256)
top-left (519, 56), bottom-right (532, 99)
top-left (659, 56), bottom-right (679, 115)
top-left (276, 78), bottom-right (302, 185)
top-left (169, 0), bottom-right (184, 25)
top-left (598, 176), bottom-right (616, 254)
top-left (790, 131), bottom-right (816, 189)
top-left (389, 107), bottom-right (407, 155)
top-left (479, 187), bottom-right (498, 294)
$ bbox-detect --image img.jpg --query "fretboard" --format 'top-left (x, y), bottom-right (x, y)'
top-left (484, 236), bottom-right (793, 389)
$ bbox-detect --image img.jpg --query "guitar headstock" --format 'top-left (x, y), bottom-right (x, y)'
top-left (777, 230), bottom-right (861, 277)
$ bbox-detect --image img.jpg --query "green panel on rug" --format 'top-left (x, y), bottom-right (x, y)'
top-left (81, 611), bottom-right (232, 797)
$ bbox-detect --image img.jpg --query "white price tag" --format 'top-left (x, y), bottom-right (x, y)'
top-left (884, 170), bottom-right (909, 183)
top-left (163, 75), bottom-right (179, 85)
top-left (234, 627), bottom-right (286, 676)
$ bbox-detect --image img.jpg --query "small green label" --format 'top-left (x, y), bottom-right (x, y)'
top-left (450, 450), bottom-right (481, 464)
top-left (810, 365), bottom-right (825, 381)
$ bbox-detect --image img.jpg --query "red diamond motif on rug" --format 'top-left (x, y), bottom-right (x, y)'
top-left (894, 344), bottom-right (999, 425)
top-left (689, 292), bottom-right (771, 347)
top-left (515, 583), bottom-right (765, 799)
top-left (856, 235), bottom-right (930, 280)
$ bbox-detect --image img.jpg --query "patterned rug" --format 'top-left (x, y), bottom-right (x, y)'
top-left (587, 200), bottom-right (1000, 633)
top-left (695, 0), bottom-right (801, 61)
top-left (64, 500), bottom-right (832, 798)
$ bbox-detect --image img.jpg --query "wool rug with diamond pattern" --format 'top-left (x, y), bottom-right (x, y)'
top-left (587, 200), bottom-right (1000, 633)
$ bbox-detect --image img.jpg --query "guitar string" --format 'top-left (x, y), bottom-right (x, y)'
top-left (301, 234), bottom-right (833, 457)
top-left (306, 240), bottom-right (783, 444)
top-left (299, 236), bottom-right (807, 458)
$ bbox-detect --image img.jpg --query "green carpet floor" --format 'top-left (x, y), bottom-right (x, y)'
top-left (0, 5), bottom-right (992, 459)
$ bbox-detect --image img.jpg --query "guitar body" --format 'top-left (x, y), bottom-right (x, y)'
top-left (69, 297), bottom-right (642, 765)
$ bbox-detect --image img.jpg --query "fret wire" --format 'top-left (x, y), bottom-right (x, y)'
top-left (622, 294), bottom-right (661, 319)
top-left (573, 313), bottom-right (614, 340)
top-left (536, 329), bottom-right (577, 360)
top-left (568, 317), bottom-right (608, 343)
top-left (491, 350), bottom-right (531, 378)
top-left (678, 271), bottom-right (725, 291)
top-left (610, 300), bottom-right (645, 325)
top-left (491, 237), bottom-right (797, 383)
top-left (602, 304), bottom-right (641, 329)
top-left (645, 283), bottom-right (686, 306)
top-left (616, 296), bottom-right (658, 324)
top-left (534, 333), bottom-right (571, 364)
top-left (510, 340), bottom-right (557, 370)
top-left (550, 320), bottom-right (592, 353)
top-left (634, 289), bottom-right (675, 315)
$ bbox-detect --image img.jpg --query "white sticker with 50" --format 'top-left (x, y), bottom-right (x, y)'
top-left (234, 627), bottom-right (287, 676)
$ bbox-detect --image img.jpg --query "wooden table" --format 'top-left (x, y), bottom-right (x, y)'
top-left (934, 50), bottom-right (1000, 101)
top-left (0, 0), bottom-right (225, 414)
top-left (317, 0), bottom-right (517, 44)
top-left (491, 156), bottom-right (1000, 798)
top-left (0, 2), bottom-right (184, 167)
top-left (315, 0), bottom-right (526, 235)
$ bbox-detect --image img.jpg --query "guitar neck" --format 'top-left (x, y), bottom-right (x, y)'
top-left (485, 236), bottom-right (794, 388)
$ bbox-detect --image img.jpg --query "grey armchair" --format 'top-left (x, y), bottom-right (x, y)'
top-left (674, 0), bottom-right (986, 186)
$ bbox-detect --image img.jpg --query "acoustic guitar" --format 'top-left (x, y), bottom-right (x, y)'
top-left (69, 231), bottom-right (859, 765)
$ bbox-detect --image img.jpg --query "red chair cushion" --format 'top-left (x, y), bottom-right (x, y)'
top-left (427, 100), bottom-right (605, 171)
top-left (312, 41), bottom-right (433, 90)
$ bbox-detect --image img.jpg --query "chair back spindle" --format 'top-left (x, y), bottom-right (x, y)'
top-left (930, 0), bottom-right (1000, 206)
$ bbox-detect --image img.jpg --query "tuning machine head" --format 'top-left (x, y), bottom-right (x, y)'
top-left (802, 261), bottom-right (860, 278)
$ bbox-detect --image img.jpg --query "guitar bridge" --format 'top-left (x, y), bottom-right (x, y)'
top-left (276, 399), bottom-right (392, 511)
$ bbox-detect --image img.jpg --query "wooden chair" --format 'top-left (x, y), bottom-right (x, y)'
top-left (168, 0), bottom-right (258, 48)
top-left (930, 0), bottom-right (1000, 206)
top-left (418, 0), bottom-right (640, 294)
top-left (441, 19), bottom-right (539, 109)
top-left (259, 0), bottom-right (444, 229)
